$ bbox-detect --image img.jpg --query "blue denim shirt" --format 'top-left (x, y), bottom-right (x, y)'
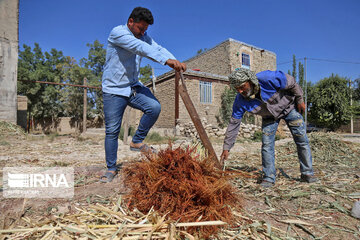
top-left (102, 24), bottom-right (176, 96)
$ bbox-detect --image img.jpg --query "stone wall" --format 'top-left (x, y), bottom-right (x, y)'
top-left (185, 39), bottom-right (276, 76)
top-left (32, 117), bottom-right (104, 134)
top-left (178, 77), bottom-right (228, 126)
top-left (0, 0), bottom-right (19, 123)
top-left (153, 78), bottom-right (176, 128)
top-left (176, 118), bottom-right (291, 140)
top-left (176, 118), bottom-right (261, 140)
top-left (32, 117), bottom-right (80, 134)
top-left (228, 40), bottom-right (277, 72)
top-left (184, 41), bottom-right (231, 76)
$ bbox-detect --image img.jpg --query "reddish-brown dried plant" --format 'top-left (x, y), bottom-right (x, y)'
top-left (123, 144), bottom-right (242, 238)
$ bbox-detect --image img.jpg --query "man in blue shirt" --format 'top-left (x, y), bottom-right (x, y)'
top-left (220, 68), bottom-right (318, 188)
top-left (100, 7), bottom-right (186, 182)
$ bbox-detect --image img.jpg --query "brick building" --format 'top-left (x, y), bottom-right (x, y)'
top-left (130, 38), bottom-right (277, 135)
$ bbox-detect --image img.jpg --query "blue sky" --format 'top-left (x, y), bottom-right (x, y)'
top-left (19, 0), bottom-right (360, 84)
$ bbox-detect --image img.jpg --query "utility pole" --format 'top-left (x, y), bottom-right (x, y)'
top-left (304, 57), bottom-right (308, 129)
top-left (83, 77), bottom-right (87, 133)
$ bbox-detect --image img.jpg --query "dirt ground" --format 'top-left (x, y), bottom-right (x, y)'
top-left (0, 126), bottom-right (359, 239)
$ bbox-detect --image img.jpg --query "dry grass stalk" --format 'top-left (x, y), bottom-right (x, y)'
top-left (123, 143), bottom-right (242, 238)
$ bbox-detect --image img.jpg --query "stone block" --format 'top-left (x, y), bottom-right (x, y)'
top-left (351, 201), bottom-right (360, 219)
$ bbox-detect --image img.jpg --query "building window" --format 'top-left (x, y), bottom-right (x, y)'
top-left (199, 81), bottom-right (212, 104)
top-left (242, 53), bottom-right (250, 69)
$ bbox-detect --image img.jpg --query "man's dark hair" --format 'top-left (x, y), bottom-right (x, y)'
top-left (128, 7), bottom-right (154, 25)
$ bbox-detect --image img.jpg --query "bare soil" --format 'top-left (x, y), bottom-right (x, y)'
top-left (0, 127), bottom-right (359, 239)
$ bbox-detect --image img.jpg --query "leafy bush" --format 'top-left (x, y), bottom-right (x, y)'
top-left (217, 86), bottom-right (237, 128)
top-left (145, 132), bottom-right (163, 143)
top-left (309, 74), bottom-right (352, 131)
top-left (252, 130), bottom-right (262, 141)
top-left (119, 126), bottom-right (135, 140)
top-left (252, 130), bottom-right (282, 142)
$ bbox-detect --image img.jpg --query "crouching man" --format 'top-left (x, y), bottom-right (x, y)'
top-left (220, 68), bottom-right (318, 188)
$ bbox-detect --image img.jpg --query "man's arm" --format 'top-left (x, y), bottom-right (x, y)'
top-left (284, 73), bottom-right (305, 114)
top-left (284, 73), bottom-right (304, 104)
top-left (220, 117), bottom-right (242, 164)
top-left (145, 36), bottom-right (187, 72)
top-left (109, 29), bottom-right (186, 71)
top-left (223, 117), bottom-right (242, 151)
top-left (109, 29), bottom-right (169, 65)
top-left (145, 36), bottom-right (176, 60)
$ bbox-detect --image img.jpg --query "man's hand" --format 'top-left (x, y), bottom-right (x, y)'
top-left (297, 102), bottom-right (306, 114)
top-left (220, 150), bottom-right (229, 167)
top-left (166, 59), bottom-right (186, 72)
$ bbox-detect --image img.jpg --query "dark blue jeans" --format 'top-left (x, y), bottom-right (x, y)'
top-left (103, 86), bottom-right (161, 171)
top-left (261, 109), bottom-right (314, 183)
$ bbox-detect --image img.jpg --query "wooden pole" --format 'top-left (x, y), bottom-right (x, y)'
top-left (175, 72), bottom-right (180, 126)
top-left (83, 77), bottom-right (87, 133)
top-left (123, 107), bottom-right (130, 145)
top-left (177, 72), bottom-right (221, 169)
top-left (18, 79), bottom-right (101, 89)
top-left (151, 67), bottom-right (156, 93)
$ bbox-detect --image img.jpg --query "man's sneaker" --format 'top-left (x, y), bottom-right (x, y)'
top-left (301, 174), bottom-right (318, 183)
top-left (260, 180), bottom-right (274, 188)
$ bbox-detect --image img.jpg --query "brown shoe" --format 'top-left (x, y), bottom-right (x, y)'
top-left (301, 174), bottom-right (318, 183)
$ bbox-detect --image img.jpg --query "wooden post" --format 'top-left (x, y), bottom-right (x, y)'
top-left (177, 72), bottom-right (221, 169)
top-left (123, 107), bottom-right (130, 145)
top-left (175, 72), bottom-right (179, 125)
top-left (83, 77), bottom-right (87, 133)
top-left (151, 67), bottom-right (156, 93)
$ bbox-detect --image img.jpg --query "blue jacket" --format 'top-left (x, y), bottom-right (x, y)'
top-left (223, 70), bottom-right (304, 150)
top-left (102, 24), bottom-right (176, 96)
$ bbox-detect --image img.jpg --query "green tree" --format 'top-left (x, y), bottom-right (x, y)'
top-left (217, 86), bottom-right (237, 127)
top-left (354, 78), bottom-right (360, 101)
top-left (352, 77), bottom-right (360, 115)
top-left (60, 57), bottom-right (95, 120)
top-left (17, 43), bottom-right (66, 120)
top-left (292, 54), bottom-right (297, 80)
top-left (308, 74), bottom-right (352, 130)
top-left (80, 40), bottom-right (106, 118)
top-left (196, 48), bottom-right (208, 55)
top-left (139, 64), bottom-right (152, 83)
top-left (298, 61), bottom-right (304, 88)
top-left (81, 40), bottom-right (106, 77)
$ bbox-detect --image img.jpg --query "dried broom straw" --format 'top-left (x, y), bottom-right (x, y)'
top-left (123, 143), bottom-right (242, 238)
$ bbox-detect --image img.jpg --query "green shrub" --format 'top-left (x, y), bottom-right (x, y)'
top-left (0, 140), bottom-right (10, 146)
top-left (119, 126), bottom-right (135, 140)
top-left (252, 130), bottom-right (263, 142)
top-left (47, 132), bottom-right (60, 142)
top-left (275, 134), bottom-right (282, 141)
top-left (252, 130), bottom-right (282, 142)
top-left (145, 132), bottom-right (164, 143)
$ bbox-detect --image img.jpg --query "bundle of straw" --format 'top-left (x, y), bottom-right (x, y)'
top-left (123, 144), bottom-right (241, 238)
